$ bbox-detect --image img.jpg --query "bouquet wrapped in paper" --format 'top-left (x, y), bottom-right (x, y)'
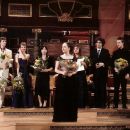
top-left (114, 58), bottom-right (128, 73)
top-left (12, 74), bottom-right (24, 92)
top-left (60, 59), bottom-right (77, 75)
top-left (77, 56), bottom-right (91, 71)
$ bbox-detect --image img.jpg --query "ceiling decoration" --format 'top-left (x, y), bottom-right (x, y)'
top-left (48, 0), bottom-right (84, 22)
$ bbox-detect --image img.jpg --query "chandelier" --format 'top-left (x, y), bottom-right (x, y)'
top-left (48, 0), bottom-right (83, 22)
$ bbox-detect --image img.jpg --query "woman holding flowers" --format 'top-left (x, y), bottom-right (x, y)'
top-left (34, 46), bottom-right (53, 108)
top-left (73, 44), bottom-right (90, 108)
top-left (12, 42), bottom-right (33, 108)
top-left (112, 37), bottom-right (130, 109)
top-left (53, 42), bottom-right (78, 122)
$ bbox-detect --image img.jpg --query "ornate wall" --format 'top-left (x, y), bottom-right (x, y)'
top-left (99, 0), bottom-right (125, 54)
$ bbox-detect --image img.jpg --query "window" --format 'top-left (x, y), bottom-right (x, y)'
top-left (39, 4), bottom-right (55, 17)
top-left (8, 3), bottom-right (32, 17)
top-left (75, 5), bottom-right (92, 18)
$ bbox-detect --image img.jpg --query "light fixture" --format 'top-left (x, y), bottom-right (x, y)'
top-left (32, 28), bottom-right (42, 33)
top-left (0, 27), bottom-right (7, 33)
top-left (32, 28), bottom-right (42, 44)
top-left (48, 0), bottom-right (83, 22)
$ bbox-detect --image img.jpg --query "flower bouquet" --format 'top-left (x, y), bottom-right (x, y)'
top-left (84, 56), bottom-right (91, 66)
top-left (32, 57), bottom-right (49, 71)
top-left (0, 53), bottom-right (5, 60)
top-left (0, 77), bottom-right (8, 108)
top-left (60, 59), bottom-right (77, 76)
top-left (0, 77), bottom-right (8, 91)
top-left (31, 57), bottom-right (43, 71)
top-left (12, 74), bottom-right (24, 92)
top-left (34, 57), bottom-right (42, 68)
top-left (114, 58), bottom-right (128, 73)
top-left (77, 56), bottom-right (91, 71)
top-left (0, 52), bottom-right (11, 61)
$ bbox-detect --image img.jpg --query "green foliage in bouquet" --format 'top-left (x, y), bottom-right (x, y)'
top-left (0, 53), bottom-right (5, 60)
top-left (12, 75), bottom-right (24, 92)
top-left (0, 52), bottom-right (11, 60)
top-left (114, 58), bottom-right (128, 72)
top-left (33, 57), bottom-right (49, 71)
top-left (82, 56), bottom-right (91, 66)
top-left (34, 57), bottom-right (42, 68)
top-left (60, 59), bottom-right (77, 73)
top-left (0, 77), bottom-right (8, 89)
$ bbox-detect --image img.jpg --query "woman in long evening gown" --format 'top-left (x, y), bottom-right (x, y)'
top-left (73, 45), bottom-right (89, 108)
top-left (12, 42), bottom-right (33, 108)
top-left (35, 46), bottom-right (53, 108)
top-left (53, 42), bottom-right (78, 122)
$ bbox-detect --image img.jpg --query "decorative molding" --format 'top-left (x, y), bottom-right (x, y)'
top-left (4, 111), bottom-right (53, 116)
top-left (50, 126), bottom-right (126, 130)
top-left (8, 3), bottom-right (32, 17)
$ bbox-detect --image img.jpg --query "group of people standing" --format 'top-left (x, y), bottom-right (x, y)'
top-left (90, 37), bottom-right (130, 109)
top-left (53, 37), bottom-right (130, 122)
top-left (0, 36), bottom-right (130, 122)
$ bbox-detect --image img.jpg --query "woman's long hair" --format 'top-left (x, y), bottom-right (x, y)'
top-left (38, 45), bottom-right (48, 57)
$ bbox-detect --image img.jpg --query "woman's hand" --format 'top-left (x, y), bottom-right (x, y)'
top-left (67, 71), bottom-right (77, 77)
top-left (41, 69), bottom-right (48, 72)
top-left (81, 61), bottom-right (86, 66)
top-left (62, 70), bottom-right (67, 76)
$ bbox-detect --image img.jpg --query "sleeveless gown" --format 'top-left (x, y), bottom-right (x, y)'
top-left (12, 58), bottom-right (33, 108)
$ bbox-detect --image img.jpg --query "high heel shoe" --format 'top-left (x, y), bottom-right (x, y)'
top-left (39, 103), bottom-right (42, 108)
top-left (43, 101), bottom-right (47, 108)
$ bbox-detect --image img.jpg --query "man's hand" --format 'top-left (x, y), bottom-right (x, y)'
top-left (96, 62), bottom-right (104, 68)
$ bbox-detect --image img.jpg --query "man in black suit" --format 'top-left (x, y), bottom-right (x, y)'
top-left (112, 37), bottom-right (130, 109)
top-left (90, 37), bottom-right (110, 108)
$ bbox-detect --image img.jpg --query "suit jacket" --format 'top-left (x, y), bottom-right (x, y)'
top-left (90, 48), bottom-right (110, 74)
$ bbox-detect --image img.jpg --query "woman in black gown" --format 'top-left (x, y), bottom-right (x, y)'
top-left (12, 42), bottom-right (33, 108)
top-left (53, 42), bottom-right (78, 122)
top-left (35, 46), bottom-right (53, 108)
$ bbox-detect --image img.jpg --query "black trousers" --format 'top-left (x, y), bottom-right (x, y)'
top-left (114, 72), bottom-right (127, 107)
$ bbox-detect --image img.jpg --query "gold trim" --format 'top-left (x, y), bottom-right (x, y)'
top-left (8, 3), bottom-right (32, 17)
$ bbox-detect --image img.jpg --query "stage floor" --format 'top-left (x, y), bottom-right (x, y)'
top-left (0, 107), bottom-right (130, 130)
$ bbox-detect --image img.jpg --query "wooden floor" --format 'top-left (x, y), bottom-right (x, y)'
top-left (0, 106), bottom-right (130, 130)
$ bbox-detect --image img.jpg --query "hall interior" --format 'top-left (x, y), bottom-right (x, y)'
top-left (0, 0), bottom-right (130, 130)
